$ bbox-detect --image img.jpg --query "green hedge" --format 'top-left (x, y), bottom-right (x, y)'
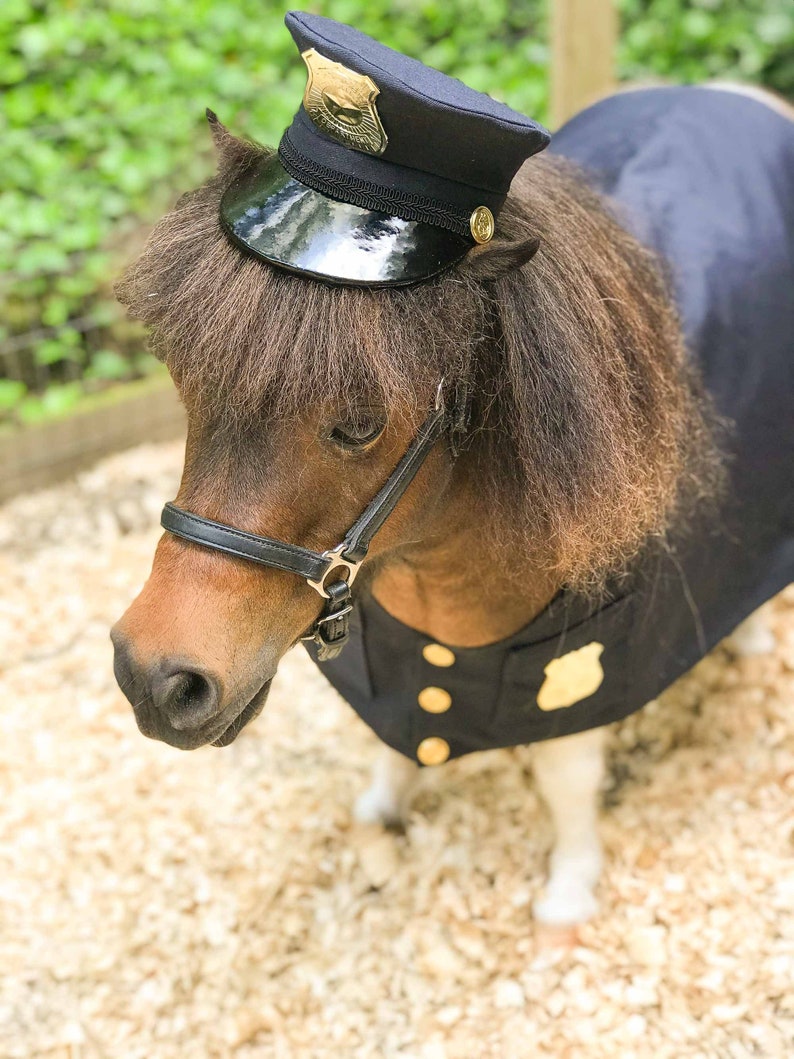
top-left (1, 0), bottom-right (791, 424)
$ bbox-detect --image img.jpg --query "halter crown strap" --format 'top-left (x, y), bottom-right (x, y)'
top-left (160, 385), bottom-right (454, 660)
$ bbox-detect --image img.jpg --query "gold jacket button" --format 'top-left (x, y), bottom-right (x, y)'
top-left (422, 643), bottom-right (456, 667)
top-left (418, 686), bottom-right (452, 713)
top-left (416, 736), bottom-right (450, 766)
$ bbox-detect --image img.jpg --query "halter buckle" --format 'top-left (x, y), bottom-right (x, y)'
top-left (300, 602), bottom-right (353, 639)
top-left (306, 542), bottom-right (362, 598)
top-left (302, 581), bottom-right (354, 661)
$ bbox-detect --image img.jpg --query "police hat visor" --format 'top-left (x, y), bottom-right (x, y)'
top-left (220, 154), bottom-right (471, 288)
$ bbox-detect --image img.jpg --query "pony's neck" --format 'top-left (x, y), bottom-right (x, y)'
top-left (371, 481), bottom-right (559, 647)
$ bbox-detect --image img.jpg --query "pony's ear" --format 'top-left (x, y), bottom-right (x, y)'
top-left (206, 108), bottom-right (263, 178)
top-left (458, 236), bottom-right (541, 281)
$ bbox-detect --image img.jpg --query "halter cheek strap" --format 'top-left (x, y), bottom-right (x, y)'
top-left (160, 386), bottom-right (455, 660)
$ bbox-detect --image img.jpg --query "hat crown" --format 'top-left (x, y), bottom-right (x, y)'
top-left (285, 11), bottom-right (550, 193)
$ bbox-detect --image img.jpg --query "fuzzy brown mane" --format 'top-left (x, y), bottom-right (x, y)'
top-left (115, 131), bottom-right (722, 588)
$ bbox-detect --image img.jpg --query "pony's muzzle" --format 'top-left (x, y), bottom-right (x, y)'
top-left (111, 628), bottom-right (224, 748)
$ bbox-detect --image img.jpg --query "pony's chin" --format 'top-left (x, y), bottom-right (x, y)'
top-left (211, 681), bottom-right (273, 747)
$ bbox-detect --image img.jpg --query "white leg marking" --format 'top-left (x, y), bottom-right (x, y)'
top-left (354, 744), bottom-right (419, 827)
top-left (532, 726), bottom-right (606, 926)
top-left (726, 609), bottom-right (776, 658)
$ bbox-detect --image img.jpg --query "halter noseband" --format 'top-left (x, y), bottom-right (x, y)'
top-left (160, 383), bottom-right (458, 661)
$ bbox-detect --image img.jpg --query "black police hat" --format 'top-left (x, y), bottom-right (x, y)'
top-left (220, 11), bottom-right (550, 288)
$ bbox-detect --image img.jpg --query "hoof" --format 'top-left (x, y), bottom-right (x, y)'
top-left (533, 883), bottom-right (599, 926)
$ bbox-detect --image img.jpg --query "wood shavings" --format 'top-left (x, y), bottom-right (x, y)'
top-left (1, 442), bottom-right (793, 1057)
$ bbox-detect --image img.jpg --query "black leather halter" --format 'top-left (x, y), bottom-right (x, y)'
top-left (160, 385), bottom-right (456, 660)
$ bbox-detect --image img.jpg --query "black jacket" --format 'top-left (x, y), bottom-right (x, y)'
top-left (306, 87), bottom-right (794, 762)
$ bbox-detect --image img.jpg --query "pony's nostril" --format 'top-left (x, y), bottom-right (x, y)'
top-left (153, 668), bottom-right (221, 731)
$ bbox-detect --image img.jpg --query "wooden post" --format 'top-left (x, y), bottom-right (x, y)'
top-left (551, 0), bottom-right (617, 128)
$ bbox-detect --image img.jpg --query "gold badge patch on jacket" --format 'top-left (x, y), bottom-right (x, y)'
top-left (301, 48), bottom-right (388, 156)
top-left (536, 642), bottom-right (605, 711)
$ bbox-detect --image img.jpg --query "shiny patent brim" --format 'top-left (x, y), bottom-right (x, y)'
top-left (219, 155), bottom-right (471, 288)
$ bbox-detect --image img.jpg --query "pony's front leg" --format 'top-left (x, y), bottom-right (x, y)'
top-left (531, 726), bottom-right (606, 926)
top-left (354, 744), bottom-right (419, 828)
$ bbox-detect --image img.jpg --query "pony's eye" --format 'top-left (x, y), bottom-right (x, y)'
top-left (328, 413), bottom-right (385, 451)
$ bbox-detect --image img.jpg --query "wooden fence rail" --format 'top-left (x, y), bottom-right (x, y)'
top-left (0, 379), bottom-right (184, 504)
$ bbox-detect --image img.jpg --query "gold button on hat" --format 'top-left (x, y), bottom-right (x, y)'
top-left (416, 736), bottom-right (450, 766)
top-left (470, 205), bottom-right (495, 244)
top-left (422, 643), bottom-right (456, 667)
top-left (418, 686), bottom-right (452, 713)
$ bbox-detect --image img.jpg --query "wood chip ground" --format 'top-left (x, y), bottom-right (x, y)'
top-left (1, 441), bottom-right (792, 1058)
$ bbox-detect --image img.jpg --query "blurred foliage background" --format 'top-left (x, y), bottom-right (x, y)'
top-left (1, 0), bottom-right (792, 425)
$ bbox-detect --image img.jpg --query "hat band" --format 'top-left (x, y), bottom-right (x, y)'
top-left (279, 129), bottom-right (471, 237)
top-left (279, 118), bottom-right (503, 239)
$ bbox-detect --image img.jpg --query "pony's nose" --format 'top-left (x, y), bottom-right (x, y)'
top-left (112, 630), bottom-right (221, 731)
top-left (150, 666), bottom-right (221, 730)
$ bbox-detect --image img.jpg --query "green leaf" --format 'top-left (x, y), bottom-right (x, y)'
top-left (85, 349), bottom-right (132, 380)
top-left (18, 382), bottom-right (84, 424)
top-left (0, 379), bottom-right (27, 412)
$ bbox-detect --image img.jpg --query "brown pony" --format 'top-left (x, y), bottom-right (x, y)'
top-left (111, 110), bottom-right (724, 924)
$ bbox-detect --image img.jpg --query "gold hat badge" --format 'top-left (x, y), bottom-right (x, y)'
top-left (301, 48), bottom-right (388, 156)
top-left (536, 642), bottom-right (605, 711)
